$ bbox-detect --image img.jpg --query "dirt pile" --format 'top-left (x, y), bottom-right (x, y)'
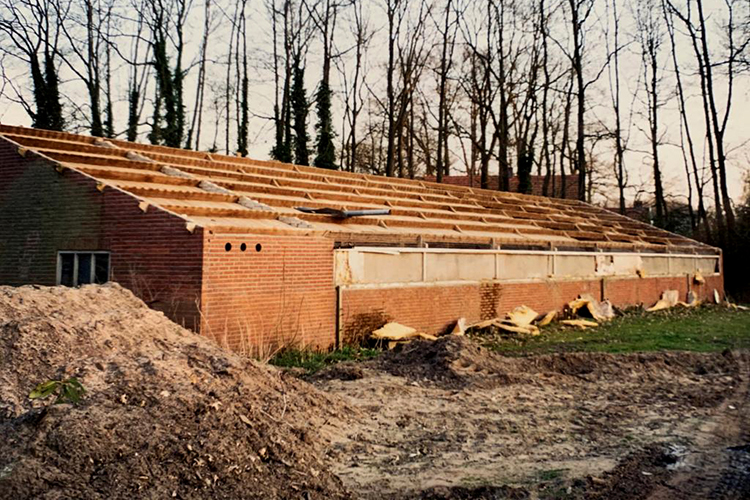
top-left (0, 284), bottom-right (352, 500)
top-left (376, 335), bottom-right (739, 398)
top-left (376, 335), bottom-right (521, 388)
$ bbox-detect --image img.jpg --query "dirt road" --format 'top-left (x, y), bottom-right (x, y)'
top-left (313, 337), bottom-right (750, 499)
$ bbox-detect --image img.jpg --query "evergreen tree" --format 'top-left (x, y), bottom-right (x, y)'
top-left (237, 66), bottom-right (249, 157)
top-left (517, 149), bottom-right (534, 195)
top-left (270, 103), bottom-right (287, 161)
top-left (43, 51), bottom-right (64, 131)
top-left (30, 51), bottom-right (64, 132)
top-left (149, 26), bottom-right (183, 148)
top-left (314, 79), bottom-right (336, 169)
top-left (127, 88), bottom-right (140, 142)
top-left (291, 62), bottom-right (309, 165)
top-left (147, 84), bottom-right (162, 145)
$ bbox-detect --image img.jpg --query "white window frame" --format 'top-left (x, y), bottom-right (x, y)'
top-left (56, 251), bottom-right (111, 286)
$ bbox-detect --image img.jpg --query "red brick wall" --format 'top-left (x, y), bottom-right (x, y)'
top-left (604, 275), bottom-right (723, 307)
top-left (341, 274), bottom-right (725, 338)
top-left (422, 174), bottom-right (580, 199)
top-left (1, 137), bottom-right (727, 352)
top-left (0, 139), bottom-right (204, 330)
top-left (200, 233), bottom-right (336, 351)
top-left (340, 283), bottom-right (481, 340)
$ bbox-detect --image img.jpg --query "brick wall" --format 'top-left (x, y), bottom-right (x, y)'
top-left (200, 233), bottom-right (336, 352)
top-left (0, 140), bottom-right (204, 329)
top-left (0, 136), bottom-right (728, 353)
top-left (422, 174), bottom-right (580, 199)
top-left (340, 283), bottom-right (481, 341)
top-left (341, 274), bottom-right (725, 339)
top-left (604, 275), bottom-right (723, 308)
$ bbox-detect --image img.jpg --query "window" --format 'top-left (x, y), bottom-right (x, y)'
top-left (57, 252), bottom-right (110, 286)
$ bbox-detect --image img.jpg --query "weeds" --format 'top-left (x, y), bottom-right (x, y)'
top-left (29, 377), bottom-right (86, 405)
top-left (270, 345), bottom-right (381, 374)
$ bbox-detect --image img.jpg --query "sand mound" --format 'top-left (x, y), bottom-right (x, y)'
top-left (377, 335), bottom-right (739, 394)
top-left (0, 284), bottom-right (351, 500)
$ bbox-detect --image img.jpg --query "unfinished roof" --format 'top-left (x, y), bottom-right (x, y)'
top-left (0, 124), bottom-right (716, 254)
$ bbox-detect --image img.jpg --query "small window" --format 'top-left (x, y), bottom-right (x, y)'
top-left (94, 254), bottom-right (110, 284)
top-left (57, 252), bottom-right (111, 287)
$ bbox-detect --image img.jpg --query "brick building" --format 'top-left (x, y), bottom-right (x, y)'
top-left (0, 125), bottom-right (723, 351)
top-left (422, 174), bottom-right (580, 199)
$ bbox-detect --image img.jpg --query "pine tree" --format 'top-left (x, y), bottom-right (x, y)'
top-left (314, 80), bottom-right (336, 169)
top-left (291, 62), bottom-right (309, 165)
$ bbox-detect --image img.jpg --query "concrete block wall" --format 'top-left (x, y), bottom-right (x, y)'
top-left (200, 233), bottom-right (336, 351)
top-left (0, 140), bottom-right (204, 330)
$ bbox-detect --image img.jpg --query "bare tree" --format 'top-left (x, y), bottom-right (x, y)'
top-left (667, 0), bottom-right (740, 240)
top-left (337, 0), bottom-right (373, 172)
top-left (56, 0), bottom-right (115, 136)
top-left (635, 0), bottom-right (668, 227)
top-left (185, 0), bottom-right (213, 150)
top-left (383, 0), bottom-right (404, 177)
top-left (567, 0), bottom-right (594, 201)
top-left (606, 0), bottom-right (628, 214)
top-left (663, 0), bottom-right (709, 234)
top-left (433, 0), bottom-right (458, 181)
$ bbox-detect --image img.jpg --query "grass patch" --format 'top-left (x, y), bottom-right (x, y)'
top-left (478, 305), bottom-right (750, 356)
top-left (269, 345), bottom-right (381, 374)
top-left (536, 469), bottom-right (566, 481)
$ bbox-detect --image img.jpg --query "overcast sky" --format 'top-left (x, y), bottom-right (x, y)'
top-left (0, 0), bottom-right (747, 206)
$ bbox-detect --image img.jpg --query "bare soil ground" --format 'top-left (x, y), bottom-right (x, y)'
top-left (2, 284), bottom-right (748, 499)
top-left (312, 336), bottom-right (750, 499)
top-left (0, 284), bottom-right (353, 500)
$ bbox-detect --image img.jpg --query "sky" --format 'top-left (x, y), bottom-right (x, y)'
top-left (0, 0), bottom-right (747, 207)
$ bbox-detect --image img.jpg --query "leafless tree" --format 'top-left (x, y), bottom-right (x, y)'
top-left (667, 0), bottom-right (741, 240)
top-left (635, 0), bottom-right (668, 227)
top-left (606, 0), bottom-right (628, 213)
top-left (56, 0), bottom-right (115, 136)
top-left (337, 0), bottom-right (373, 172)
top-left (662, 0), bottom-right (708, 234)
top-left (567, 0), bottom-right (594, 201)
top-left (433, 0), bottom-right (458, 181)
top-left (185, 0), bottom-right (214, 150)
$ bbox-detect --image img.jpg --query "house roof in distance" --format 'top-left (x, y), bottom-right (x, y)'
top-left (0, 124), bottom-right (716, 254)
top-left (422, 174), bottom-right (580, 200)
